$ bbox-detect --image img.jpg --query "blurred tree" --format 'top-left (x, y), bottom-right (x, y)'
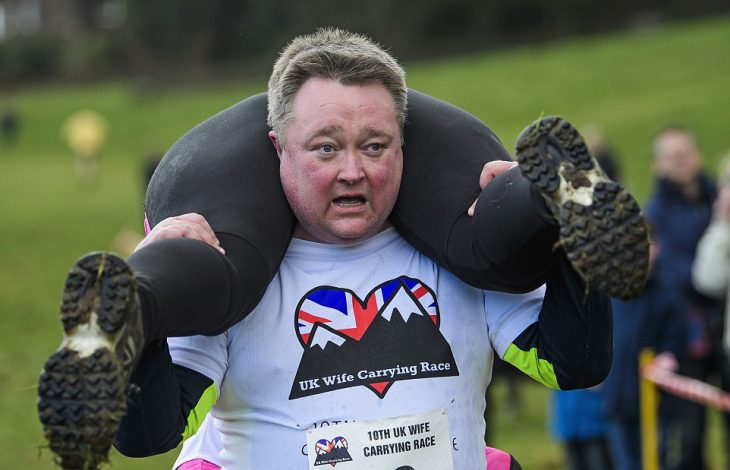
top-left (125, 0), bottom-right (216, 66)
top-left (2, 0), bottom-right (730, 82)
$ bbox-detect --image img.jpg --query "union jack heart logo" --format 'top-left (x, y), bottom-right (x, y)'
top-left (295, 276), bottom-right (439, 346)
top-left (290, 276), bottom-right (458, 399)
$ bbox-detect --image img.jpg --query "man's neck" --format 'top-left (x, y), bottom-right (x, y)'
top-left (292, 222), bottom-right (392, 245)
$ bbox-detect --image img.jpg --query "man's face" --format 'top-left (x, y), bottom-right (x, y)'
top-left (270, 77), bottom-right (403, 244)
top-left (653, 131), bottom-right (701, 186)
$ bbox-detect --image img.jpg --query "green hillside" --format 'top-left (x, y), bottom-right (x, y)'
top-left (1, 15), bottom-right (728, 469)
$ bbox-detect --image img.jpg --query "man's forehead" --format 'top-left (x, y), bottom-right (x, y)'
top-left (294, 79), bottom-right (395, 112)
top-left (285, 78), bottom-right (402, 144)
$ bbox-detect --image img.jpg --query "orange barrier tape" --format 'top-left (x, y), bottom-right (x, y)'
top-left (641, 363), bottom-right (730, 412)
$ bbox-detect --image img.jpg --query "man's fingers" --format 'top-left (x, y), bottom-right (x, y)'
top-left (469, 160), bottom-right (518, 216)
top-left (172, 213), bottom-right (218, 240)
top-left (479, 160), bottom-right (517, 189)
top-left (159, 214), bottom-right (220, 245)
top-left (179, 222), bottom-right (220, 247)
top-left (135, 214), bottom-right (225, 254)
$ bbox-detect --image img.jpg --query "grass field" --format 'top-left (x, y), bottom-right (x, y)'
top-left (1, 15), bottom-right (729, 469)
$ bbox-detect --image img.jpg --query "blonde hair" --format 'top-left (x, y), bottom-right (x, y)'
top-left (267, 27), bottom-right (407, 145)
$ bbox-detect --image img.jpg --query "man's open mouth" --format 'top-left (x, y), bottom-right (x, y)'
top-left (333, 196), bottom-right (366, 207)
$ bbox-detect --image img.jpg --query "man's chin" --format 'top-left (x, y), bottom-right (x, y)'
top-left (293, 218), bottom-right (391, 244)
top-left (324, 223), bottom-right (389, 245)
top-left (330, 230), bottom-right (375, 245)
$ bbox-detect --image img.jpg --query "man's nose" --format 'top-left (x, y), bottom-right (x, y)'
top-left (338, 150), bottom-right (365, 184)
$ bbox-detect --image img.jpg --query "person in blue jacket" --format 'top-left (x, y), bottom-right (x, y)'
top-left (552, 387), bottom-right (612, 470)
top-left (643, 124), bottom-right (724, 470)
top-left (601, 225), bottom-right (687, 470)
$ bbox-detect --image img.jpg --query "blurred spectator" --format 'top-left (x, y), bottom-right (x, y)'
top-left (691, 151), bottom-right (730, 462)
top-left (551, 388), bottom-right (612, 470)
top-left (601, 224), bottom-right (687, 470)
top-left (1, 105), bottom-right (19, 146)
top-left (644, 125), bottom-right (727, 470)
top-left (582, 124), bottom-right (620, 182)
top-left (693, 153), bottom-right (730, 358)
top-left (61, 109), bottom-right (109, 188)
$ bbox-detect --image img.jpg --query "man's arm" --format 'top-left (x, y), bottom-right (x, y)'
top-left (494, 253), bottom-right (612, 390)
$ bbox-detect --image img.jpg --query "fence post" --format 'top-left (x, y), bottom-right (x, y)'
top-left (639, 348), bottom-right (659, 470)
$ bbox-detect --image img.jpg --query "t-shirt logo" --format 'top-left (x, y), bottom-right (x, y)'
top-left (289, 276), bottom-right (459, 399)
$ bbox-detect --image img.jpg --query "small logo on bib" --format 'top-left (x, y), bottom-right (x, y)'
top-left (314, 436), bottom-right (353, 467)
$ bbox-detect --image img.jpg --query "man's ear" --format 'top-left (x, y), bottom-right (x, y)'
top-left (269, 131), bottom-right (283, 158)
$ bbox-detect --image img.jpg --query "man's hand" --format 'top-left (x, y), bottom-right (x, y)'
top-left (467, 160), bottom-right (518, 216)
top-left (135, 213), bottom-right (225, 254)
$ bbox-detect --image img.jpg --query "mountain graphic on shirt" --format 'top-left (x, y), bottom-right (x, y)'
top-left (289, 279), bottom-right (459, 399)
top-left (308, 325), bottom-right (348, 349)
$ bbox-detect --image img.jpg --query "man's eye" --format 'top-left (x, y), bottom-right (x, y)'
top-left (319, 144), bottom-right (334, 153)
top-left (368, 143), bottom-right (383, 152)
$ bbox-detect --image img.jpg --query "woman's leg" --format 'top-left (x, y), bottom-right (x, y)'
top-left (38, 94), bottom-right (292, 469)
top-left (394, 90), bottom-right (558, 292)
top-left (142, 93), bottom-right (295, 338)
top-left (396, 93), bottom-right (648, 297)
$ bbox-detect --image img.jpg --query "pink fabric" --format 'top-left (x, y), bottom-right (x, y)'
top-left (486, 446), bottom-right (512, 469)
top-left (143, 213), bottom-right (151, 235)
top-left (177, 459), bottom-right (221, 470)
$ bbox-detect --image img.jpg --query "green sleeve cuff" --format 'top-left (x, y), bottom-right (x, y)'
top-left (502, 343), bottom-right (560, 389)
top-left (182, 383), bottom-right (219, 440)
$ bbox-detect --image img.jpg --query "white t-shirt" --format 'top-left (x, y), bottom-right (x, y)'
top-left (170, 228), bottom-right (544, 469)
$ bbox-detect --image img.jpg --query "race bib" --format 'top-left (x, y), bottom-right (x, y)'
top-left (305, 409), bottom-right (453, 470)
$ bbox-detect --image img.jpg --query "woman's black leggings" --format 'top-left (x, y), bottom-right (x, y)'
top-left (131, 89), bottom-right (558, 342)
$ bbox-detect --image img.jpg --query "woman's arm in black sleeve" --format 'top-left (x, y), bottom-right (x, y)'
top-left (114, 340), bottom-right (216, 457)
top-left (501, 252), bottom-right (613, 390)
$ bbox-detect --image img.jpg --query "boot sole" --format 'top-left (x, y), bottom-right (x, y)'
top-left (516, 116), bottom-right (650, 299)
top-left (38, 253), bottom-right (138, 469)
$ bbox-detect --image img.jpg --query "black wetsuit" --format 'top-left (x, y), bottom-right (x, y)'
top-left (131, 90), bottom-right (559, 341)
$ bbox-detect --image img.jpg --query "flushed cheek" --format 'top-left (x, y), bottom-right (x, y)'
top-left (281, 163), bottom-right (333, 212)
top-left (371, 159), bottom-right (402, 206)
top-left (303, 166), bottom-right (337, 205)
